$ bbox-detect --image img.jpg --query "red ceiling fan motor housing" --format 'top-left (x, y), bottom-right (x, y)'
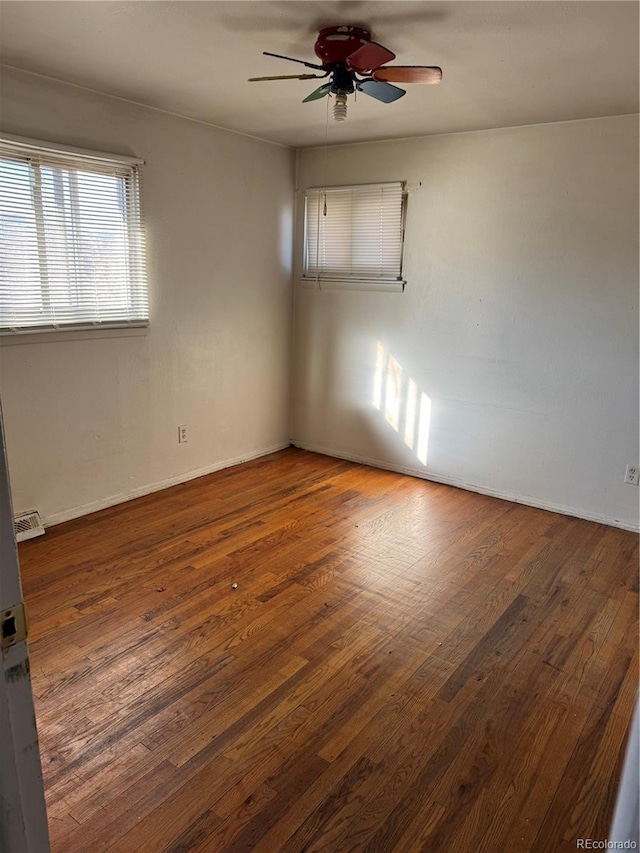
top-left (314, 25), bottom-right (372, 65)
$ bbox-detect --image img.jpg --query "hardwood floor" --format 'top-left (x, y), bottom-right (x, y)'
top-left (19, 448), bottom-right (638, 852)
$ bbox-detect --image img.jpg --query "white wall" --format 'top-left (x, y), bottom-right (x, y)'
top-left (0, 67), bottom-right (295, 524)
top-left (1, 70), bottom-right (637, 532)
top-left (293, 115), bottom-right (639, 530)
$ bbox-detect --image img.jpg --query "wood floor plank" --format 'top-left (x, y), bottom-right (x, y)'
top-left (18, 447), bottom-right (638, 852)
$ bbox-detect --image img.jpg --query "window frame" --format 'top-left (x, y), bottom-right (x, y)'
top-left (301, 181), bottom-right (407, 293)
top-left (0, 133), bottom-right (149, 336)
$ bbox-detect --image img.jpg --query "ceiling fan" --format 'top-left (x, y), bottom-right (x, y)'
top-left (249, 25), bottom-right (442, 121)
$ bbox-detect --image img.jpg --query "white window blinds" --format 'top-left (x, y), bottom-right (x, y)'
top-left (0, 137), bottom-right (148, 334)
top-left (304, 182), bottom-right (406, 285)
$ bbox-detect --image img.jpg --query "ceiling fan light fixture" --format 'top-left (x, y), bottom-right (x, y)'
top-left (333, 92), bottom-right (348, 121)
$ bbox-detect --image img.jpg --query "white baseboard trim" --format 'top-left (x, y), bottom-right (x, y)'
top-left (43, 442), bottom-right (291, 528)
top-left (291, 440), bottom-right (640, 534)
top-left (39, 439), bottom-right (640, 534)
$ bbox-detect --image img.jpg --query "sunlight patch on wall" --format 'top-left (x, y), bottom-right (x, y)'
top-left (373, 341), bottom-right (432, 468)
top-left (385, 356), bottom-right (402, 432)
top-left (404, 379), bottom-right (418, 450)
top-left (417, 392), bottom-right (432, 466)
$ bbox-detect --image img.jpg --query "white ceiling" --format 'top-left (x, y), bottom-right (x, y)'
top-left (0, 1), bottom-right (638, 148)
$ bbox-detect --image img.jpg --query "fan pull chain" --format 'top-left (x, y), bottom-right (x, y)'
top-left (323, 92), bottom-right (330, 216)
top-left (313, 91), bottom-right (331, 291)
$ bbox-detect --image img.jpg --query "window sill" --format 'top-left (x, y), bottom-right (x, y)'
top-left (299, 279), bottom-right (405, 293)
top-left (0, 322), bottom-right (149, 346)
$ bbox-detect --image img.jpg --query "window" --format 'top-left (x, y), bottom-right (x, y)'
top-left (303, 182), bottom-right (406, 291)
top-left (0, 136), bottom-right (148, 335)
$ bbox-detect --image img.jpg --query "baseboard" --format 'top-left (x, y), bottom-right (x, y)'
top-left (291, 440), bottom-right (640, 534)
top-left (43, 442), bottom-right (291, 528)
top-left (40, 438), bottom-right (640, 534)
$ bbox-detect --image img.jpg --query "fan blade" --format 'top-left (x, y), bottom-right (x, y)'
top-left (302, 83), bottom-right (331, 103)
top-left (346, 41), bottom-right (395, 73)
top-left (373, 66), bottom-right (443, 84)
top-left (248, 73), bottom-right (327, 82)
top-left (263, 51), bottom-right (325, 71)
top-left (357, 79), bottom-right (405, 104)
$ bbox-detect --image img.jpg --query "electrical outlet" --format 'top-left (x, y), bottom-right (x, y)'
top-left (624, 464), bottom-right (639, 486)
top-left (178, 425), bottom-right (188, 444)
